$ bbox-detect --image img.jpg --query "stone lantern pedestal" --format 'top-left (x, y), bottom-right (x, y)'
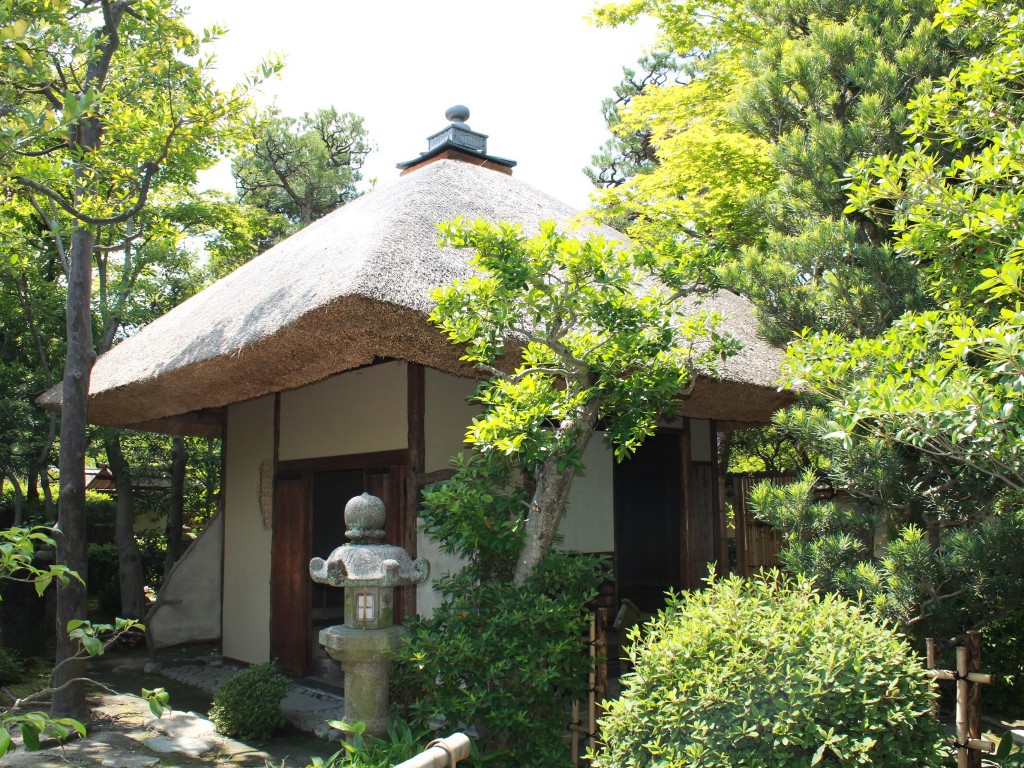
top-left (318, 625), bottom-right (405, 735)
top-left (309, 493), bottom-right (429, 737)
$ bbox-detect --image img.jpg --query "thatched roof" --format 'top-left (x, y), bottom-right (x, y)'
top-left (39, 158), bottom-right (792, 437)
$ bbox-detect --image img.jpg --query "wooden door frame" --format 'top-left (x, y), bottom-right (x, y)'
top-left (271, 449), bottom-right (411, 675)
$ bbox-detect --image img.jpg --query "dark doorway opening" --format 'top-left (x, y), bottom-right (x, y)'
top-left (613, 432), bottom-right (683, 614)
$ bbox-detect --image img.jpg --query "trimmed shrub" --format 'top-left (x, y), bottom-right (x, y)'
top-left (209, 662), bottom-right (290, 741)
top-left (592, 572), bottom-right (945, 768)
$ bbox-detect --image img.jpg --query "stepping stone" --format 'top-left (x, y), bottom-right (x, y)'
top-left (143, 733), bottom-right (216, 757)
top-left (101, 754), bottom-right (160, 768)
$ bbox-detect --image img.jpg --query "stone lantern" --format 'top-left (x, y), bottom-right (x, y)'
top-left (309, 493), bottom-right (429, 736)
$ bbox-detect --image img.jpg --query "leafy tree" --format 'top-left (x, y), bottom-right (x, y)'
top-left (592, 0), bottom-right (956, 342)
top-left (395, 219), bottom-right (738, 765)
top-left (0, 0), bottom-right (277, 719)
top-left (429, 218), bottom-right (737, 581)
top-left (768, 0), bottom-right (1024, 706)
top-left (232, 106), bottom-right (372, 233)
top-left (0, 204), bottom-right (64, 523)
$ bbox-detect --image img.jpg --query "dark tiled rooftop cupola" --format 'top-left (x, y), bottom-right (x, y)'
top-left (397, 105), bottom-right (517, 176)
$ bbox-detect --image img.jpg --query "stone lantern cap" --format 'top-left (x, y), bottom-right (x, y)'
top-left (309, 493), bottom-right (429, 588)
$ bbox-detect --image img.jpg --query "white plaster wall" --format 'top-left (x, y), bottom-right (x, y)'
top-left (278, 361), bottom-right (407, 461)
top-left (558, 437), bottom-right (615, 552)
top-left (691, 418), bottom-right (712, 462)
top-left (417, 369), bottom-right (478, 615)
top-left (423, 368), bottom-right (477, 473)
top-left (223, 395), bottom-right (274, 664)
top-left (149, 513), bottom-right (223, 649)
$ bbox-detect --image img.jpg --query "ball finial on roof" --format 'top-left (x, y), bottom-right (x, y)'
top-left (445, 105), bottom-right (470, 124)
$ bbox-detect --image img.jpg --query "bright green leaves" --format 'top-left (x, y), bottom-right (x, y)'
top-left (0, 0), bottom-right (281, 233)
top-left (142, 687), bottom-right (170, 719)
top-left (0, 526), bottom-right (79, 597)
top-left (591, 573), bottom-right (945, 768)
top-left (431, 218), bottom-right (735, 469)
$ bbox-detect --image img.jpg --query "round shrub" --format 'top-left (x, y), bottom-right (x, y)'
top-left (592, 572), bottom-right (945, 768)
top-left (209, 661), bottom-right (290, 740)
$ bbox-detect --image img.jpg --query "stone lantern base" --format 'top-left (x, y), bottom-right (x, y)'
top-left (319, 624), bottom-right (406, 736)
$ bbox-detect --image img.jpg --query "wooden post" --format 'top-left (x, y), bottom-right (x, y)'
top-left (733, 476), bottom-right (748, 576)
top-left (404, 363), bottom-right (425, 618)
top-left (967, 631), bottom-right (982, 768)
top-left (680, 424), bottom-right (695, 588)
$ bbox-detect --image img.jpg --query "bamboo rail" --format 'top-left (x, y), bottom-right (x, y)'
top-left (392, 733), bottom-right (471, 768)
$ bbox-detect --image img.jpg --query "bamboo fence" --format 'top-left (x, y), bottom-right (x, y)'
top-left (927, 631), bottom-right (995, 768)
top-left (570, 608), bottom-right (608, 766)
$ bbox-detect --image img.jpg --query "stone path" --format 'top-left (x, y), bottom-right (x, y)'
top-left (158, 660), bottom-right (346, 739)
top-left (4, 656), bottom-right (347, 767)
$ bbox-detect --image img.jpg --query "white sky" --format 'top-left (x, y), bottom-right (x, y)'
top-left (184, 1), bottom-right (657, 209)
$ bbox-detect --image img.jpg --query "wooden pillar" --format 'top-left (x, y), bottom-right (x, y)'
top-left (711, 421), bottom-right (727, 577)
top-left (733, 476), bottom-right (748, 576)
top-left (404, 363), bottom-right (425, 618)
top-left (680, 422), bottom-right (695, 589)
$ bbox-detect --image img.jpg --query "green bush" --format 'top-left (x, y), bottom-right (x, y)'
top-left (304, 719), bottom-right (436, 768)
top-left (0, 647), bottom-right (25, 686)
top-left (209, 662), bottom-right (290, 741)
top-left (592, 572), bottom-right (945, 768)
top-left (393, 552), bottom-right (605, 768)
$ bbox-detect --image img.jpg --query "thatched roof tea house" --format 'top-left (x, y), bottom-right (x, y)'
top-left (42, 108), bottom-right (793, 676)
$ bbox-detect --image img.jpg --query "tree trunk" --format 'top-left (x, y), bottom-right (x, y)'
top-left (513, 403), bottom-right (600, 583)
top-left (52, 225), bottom-right (96, 722)
top-left (165, 436), bottom-right (188, 578)
top-left (105, 431), bottom-right (146, 619)
top-left (27, 467), bottom-right (39, 507)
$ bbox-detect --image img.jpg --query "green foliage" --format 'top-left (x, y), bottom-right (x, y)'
top-left (393, 553), bottom-right (604, 768)
top-left (980, 611), bottom-right (1024, 714)
top-left (306, 718), bottom-right (435, 768)
top-left (0, 526), bottom-right (77, 597)
top-left (995, 729), bottom-right (1024, 767)
top-left (209, 662), bottom-right (290, 741)
top-left (432, 219), bottom-right (736, 463)
top-left (418, 451), bottom-right (528, 583)
top-left (591, 572), bottom-right (945, 768)
top-left (233, 106), bottom-right (373, 232)
top-left (591, 0), bottom-right (954, 342)
top-left (0, 647), bottom-right (25, 686)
